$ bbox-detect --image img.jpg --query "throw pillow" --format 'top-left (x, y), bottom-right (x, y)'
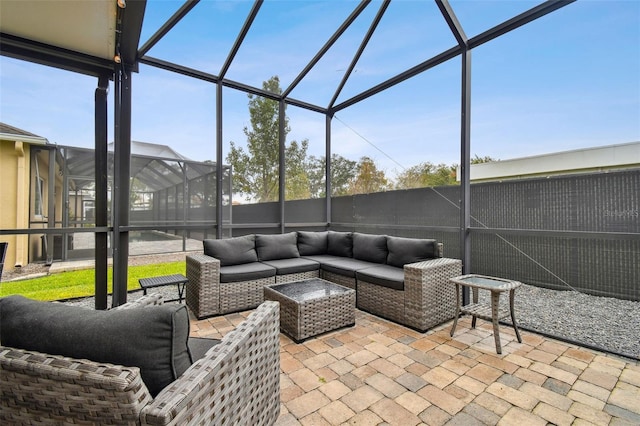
top-left (386, 236), bottom-right (438, 268)
top-left (255, 232), bottom-right (300, 261)
top-left (327, 231), bottom-right (353, 257)
top-left (203, 235), bottom-right (258, 266)
top-left (353, 232), bottom-right (388, 263)
top-left (297, 231), bottom-right (328, 256)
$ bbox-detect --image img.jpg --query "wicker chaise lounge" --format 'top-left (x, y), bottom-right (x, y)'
top-left (0, 295), bottom-right (281, 425)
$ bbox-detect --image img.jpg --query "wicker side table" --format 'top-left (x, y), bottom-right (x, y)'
top-left (264, 278), bottom-right (355, 342)
top-left (449, 274), bottom-right (522, 354)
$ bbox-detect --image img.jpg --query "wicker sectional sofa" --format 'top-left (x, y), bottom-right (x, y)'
top-left (0, 294), bottom-right (281, 425)
top-left (187, 231), bottom-right (462, 332)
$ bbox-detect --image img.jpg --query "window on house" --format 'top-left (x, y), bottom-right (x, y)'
top-left (34, 177), bottom-right (44, 217)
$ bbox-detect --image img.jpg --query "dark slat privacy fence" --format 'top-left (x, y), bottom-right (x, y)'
top-left (138, 169), bottom-right (639, 301)
top-left (328, 170), bottom-right (639, 302)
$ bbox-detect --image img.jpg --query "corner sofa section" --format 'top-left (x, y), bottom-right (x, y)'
top-left (186, 231), bottom-right (462, 332)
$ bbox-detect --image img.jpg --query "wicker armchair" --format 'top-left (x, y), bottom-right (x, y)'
top-left (0, 296), bottom-right (281, 426)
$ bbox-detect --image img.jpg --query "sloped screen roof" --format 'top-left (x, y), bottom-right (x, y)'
top-left (1, 1), bottom-right (573, 113)
top-left (62, 143), bottom-right (218, 192)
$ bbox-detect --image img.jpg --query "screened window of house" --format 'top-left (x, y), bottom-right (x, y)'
top-left (34, 177), bottom-right (44, 217)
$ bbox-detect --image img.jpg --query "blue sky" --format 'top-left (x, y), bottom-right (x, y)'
top-left (1, 0), bottom-right (639, 180)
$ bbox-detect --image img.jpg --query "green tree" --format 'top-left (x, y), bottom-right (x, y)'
top-left (395, 162), bottom-right (457, 189)
top-left (471, 154), bottom-right (497, 164)
top-left (348, 156), bottom-right (389, 195)
top-left (227, 76), bottom-right (300, 202)
top-left (308, 154), bottom-right (358, 197)
top-left (395, 155), bottom-right (498, 189)
top-left (285, 140), bottom-right (312, 200)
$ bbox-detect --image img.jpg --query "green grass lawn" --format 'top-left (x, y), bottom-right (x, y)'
top-left (0, 262), bottom-right (185, 301)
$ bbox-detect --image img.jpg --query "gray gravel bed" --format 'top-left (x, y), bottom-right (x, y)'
top-left (65, 283), bottom-right (640, 360)
top-left (477, 284), bottom-right (640, 360)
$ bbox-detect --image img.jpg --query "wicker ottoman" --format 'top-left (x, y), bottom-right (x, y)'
top-left (264, 278), bottom-right (355, 342)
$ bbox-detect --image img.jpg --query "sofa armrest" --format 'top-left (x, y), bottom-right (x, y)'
top-left (0, 346), bottom-right (153, 423)
top-left (140, 301), bottom-right (281, 426)
top-left (403, 257), bottom-right (462, 331)
top-left (186, 253), bottom-right (221, 318)
top-left (112, 293), bottom-right (164, 310)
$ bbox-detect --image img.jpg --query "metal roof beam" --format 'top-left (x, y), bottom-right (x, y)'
top-left (117, 0), bottom-right (147, 70)
top-left (332, 46), bottom-right (461, 113)
top-left (140, 55), bottom-right (328, 113)
top-left (219, 0), bottom-right (263, 79)
top-left (138, 0), bottom-right (200, 58)
top-left (329, 0), bottom-right (389, 109)
top-left (283, 0), bottom-right (371, 98)
top-left (436, 0), bottom-right (467, 47)
top-left (139, 55), bottom-right (218, 82)
top-left (468, 0), bottom-right (576, 49)
top-left (0, 32), bottom-right (113, 77)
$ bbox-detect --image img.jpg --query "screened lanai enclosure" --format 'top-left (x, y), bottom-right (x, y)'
top-left (1, 0), bottom-right (638, 318)
top-left (29, 143), bottom-right (231, 264)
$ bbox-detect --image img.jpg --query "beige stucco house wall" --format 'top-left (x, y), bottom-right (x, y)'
top-left (0, 123), bottom-right (57, 272)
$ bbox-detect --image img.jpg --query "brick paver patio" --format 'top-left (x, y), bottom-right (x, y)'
top-left (190, 309), bottom-right (640, 425)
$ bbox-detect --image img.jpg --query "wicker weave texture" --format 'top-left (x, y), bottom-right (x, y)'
top-left (264, 281), bottom-right (355, 342)
top-left (357, 280), bottom-right (405, 324)
top-left (276, 270), bottom-right (319, 283)
top-left (404, 258), bottom-right (462, 331)
top-left (186, 253), bottom-right (221, 318)
top-left (141, 301), bottom-right (281, 426)
top-left (0, 349), bottom-right (152, 425)
top-left (113, 292), bottom-right (164, 310)
top-left (219, 276), bottom-right (275, 314)
top-left (320, 270), bottom-right (356, 290)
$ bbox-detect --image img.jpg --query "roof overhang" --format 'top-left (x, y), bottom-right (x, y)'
top-left (0, 132), bottom-right (49, 146)
top-left (0, 0), bottom-right (146, 77)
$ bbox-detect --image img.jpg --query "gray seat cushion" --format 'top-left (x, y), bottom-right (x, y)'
top-left (327, 231), bottom-right (353, 257)
top-left (219, 262), bottom-right (276, 283)
top-left (203, 235), bottom-right (258, 266)
top-left (301, 254), bottom-right (344, 264)
top-left (307, 256), bottom-right (377, 278)
top-left (386, 236), bottom-right (438, 268)
top-left (256, 232), bottom-right (300, 260)
top-left (261, 258), bottom-right (319, 275)
top-left (0, 295), bottom-right (191, 398)
top-left (356, 265), bottom-right (405, 291)
top-left (297, 231), bottom-right (328, 255)
top-left (353, 232), bottom-right (388, 264)
top-left (187, 337), bottom-right (220, 361)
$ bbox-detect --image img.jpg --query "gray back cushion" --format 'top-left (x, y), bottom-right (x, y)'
top-left (353, 232), bottom-right (388, 264)
top-left (256, 232), bottom-right (300, 261)
top-left (0, 295), bottom-right (191, 397)
top-left (203, 235), bottom-right (257, 266)
top-left (327, 231), bottom-right (353, 257)
top-left (386, 236), bottom-right (438, 267)
top-left (297, 231), bottom-right (328, 256)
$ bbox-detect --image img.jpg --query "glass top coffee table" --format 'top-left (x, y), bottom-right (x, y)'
top-left (449, 274), bottom-right (522, 354)
top-left (264, 278), bottom-right (355, 342)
